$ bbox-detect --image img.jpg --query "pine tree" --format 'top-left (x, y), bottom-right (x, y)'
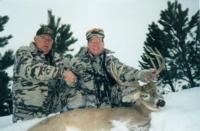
top-left (0, 15), bottom-right (14, 116)
top-left (42, 10), bottom-right (77, 59)
top-left (139, 1), bottom-right (200, 91)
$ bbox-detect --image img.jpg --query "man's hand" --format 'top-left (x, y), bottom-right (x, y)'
top-left (143, 69), bottom-right (157, 82)
top-left (63, 70), bottom-right (77, 85)
top-left (137, 69), bottom-right (157, 83)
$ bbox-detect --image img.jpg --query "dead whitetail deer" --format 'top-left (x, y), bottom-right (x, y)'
top-left (29, 48), bottom-right (166, 131)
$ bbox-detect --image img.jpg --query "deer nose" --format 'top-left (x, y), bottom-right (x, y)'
top-left (156, 99), bottom-right (165, 107)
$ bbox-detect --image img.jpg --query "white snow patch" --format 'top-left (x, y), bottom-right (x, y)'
top-left (111, 120), bottom-right (129, 131)
top-left (65, 126), bottom-right (81, 131)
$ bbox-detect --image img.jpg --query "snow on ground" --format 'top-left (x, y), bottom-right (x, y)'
top-left (0, 117), bottom-right (44, 131)
top-left (0, 87), bottom-right (200, 131)
top-left (0, 115), bottom-right (12, 129)
top-left (150, 87), bottom-right (200, 131)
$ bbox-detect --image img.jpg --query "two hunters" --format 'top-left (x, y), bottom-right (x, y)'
top-left (12, 26), bottom-right (158, 123)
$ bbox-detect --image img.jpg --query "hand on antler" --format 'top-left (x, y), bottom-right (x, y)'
top-left (110, 47), bottom-right (164, 86)
top-left (136, 69), bottom-right (157, 83)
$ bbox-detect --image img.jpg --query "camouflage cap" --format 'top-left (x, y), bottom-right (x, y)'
top-left (36, 26), bottom-right (53, 38)
top-left (86, 28), bottom-right (105, 40)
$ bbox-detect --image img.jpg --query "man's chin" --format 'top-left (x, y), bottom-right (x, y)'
top-left (93, 52), bottom-right (102, 56)
top-left (43, 50), bottom-right (50, 54)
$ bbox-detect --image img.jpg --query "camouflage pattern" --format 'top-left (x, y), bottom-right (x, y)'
top-left (12, 42), bottom-right (69, 123)
top-left (67, 47), bottom-right (141, 110)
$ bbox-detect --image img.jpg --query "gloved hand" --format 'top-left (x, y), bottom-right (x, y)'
top-left (136, 69), bottom-right (157, 83)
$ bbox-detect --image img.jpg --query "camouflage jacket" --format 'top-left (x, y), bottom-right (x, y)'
top-left (68, 47), bottom-right (140, 109)
top-left (12, 42), bottom-right (67, 122)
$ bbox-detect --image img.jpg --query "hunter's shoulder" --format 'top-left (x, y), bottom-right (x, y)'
top-left (16, 45), bottom-right (30, 52)
top-left (15, 45), bottom-right (32, 57)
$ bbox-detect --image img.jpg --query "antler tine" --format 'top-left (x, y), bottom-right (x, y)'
top-left (154, 48), bottom-right (165, 74)
top-left (111, 62), bottom-right (122, 83)
top-left (145, 46), bottom-right (157, 69)
top-left (146, 46), bottom-right (165, 75)
top-left (110, 62), bottom-right (139, 87)
top-left (145, 54), bottom-right (156, 70)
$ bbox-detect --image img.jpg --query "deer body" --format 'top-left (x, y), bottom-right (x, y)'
top-left (29, 103), bottom-right (152, 131)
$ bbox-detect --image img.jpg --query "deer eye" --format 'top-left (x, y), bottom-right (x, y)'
top-left (141, 93), bottom-right (150, 100)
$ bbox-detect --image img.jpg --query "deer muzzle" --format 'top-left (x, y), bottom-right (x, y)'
top-left (156, 99), bottom-right (166, 107)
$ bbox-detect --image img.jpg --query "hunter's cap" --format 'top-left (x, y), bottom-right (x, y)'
top-left (36, 26), bottom-right (53, 38)
top-left (86, 28), bottom-right (105, 40)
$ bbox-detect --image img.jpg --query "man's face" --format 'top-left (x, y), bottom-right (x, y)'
top-left (87, 37), bottom-right (104, 56)
top-left (34, 35), bottom-right (53, 54)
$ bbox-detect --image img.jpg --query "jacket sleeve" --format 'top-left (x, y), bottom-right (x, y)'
top-left (106, 55), bottom-right (141, 82)
top-left (70, 57), bottom-right (87, 78)
top-left (14, 47), bottom-right (64, 81)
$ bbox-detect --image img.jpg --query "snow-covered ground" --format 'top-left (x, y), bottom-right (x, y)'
top-left (150, 87), bottom-right (200, 131)
top-left (0, 87), bottom-right (200, 131)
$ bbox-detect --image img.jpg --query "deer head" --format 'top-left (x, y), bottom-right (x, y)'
top-left (110, 47), bottom-right (166, 111)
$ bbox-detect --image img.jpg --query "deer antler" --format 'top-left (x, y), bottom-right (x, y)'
top-left (110, 47), bottom-right (165, 87)
top-left (145, 46), bottom-right (165, 75)
top-left (110, 62), bottom-right (140, 87)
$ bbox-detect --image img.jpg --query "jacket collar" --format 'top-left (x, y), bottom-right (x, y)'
top-left (29, 42), bottom-right (43, 54)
